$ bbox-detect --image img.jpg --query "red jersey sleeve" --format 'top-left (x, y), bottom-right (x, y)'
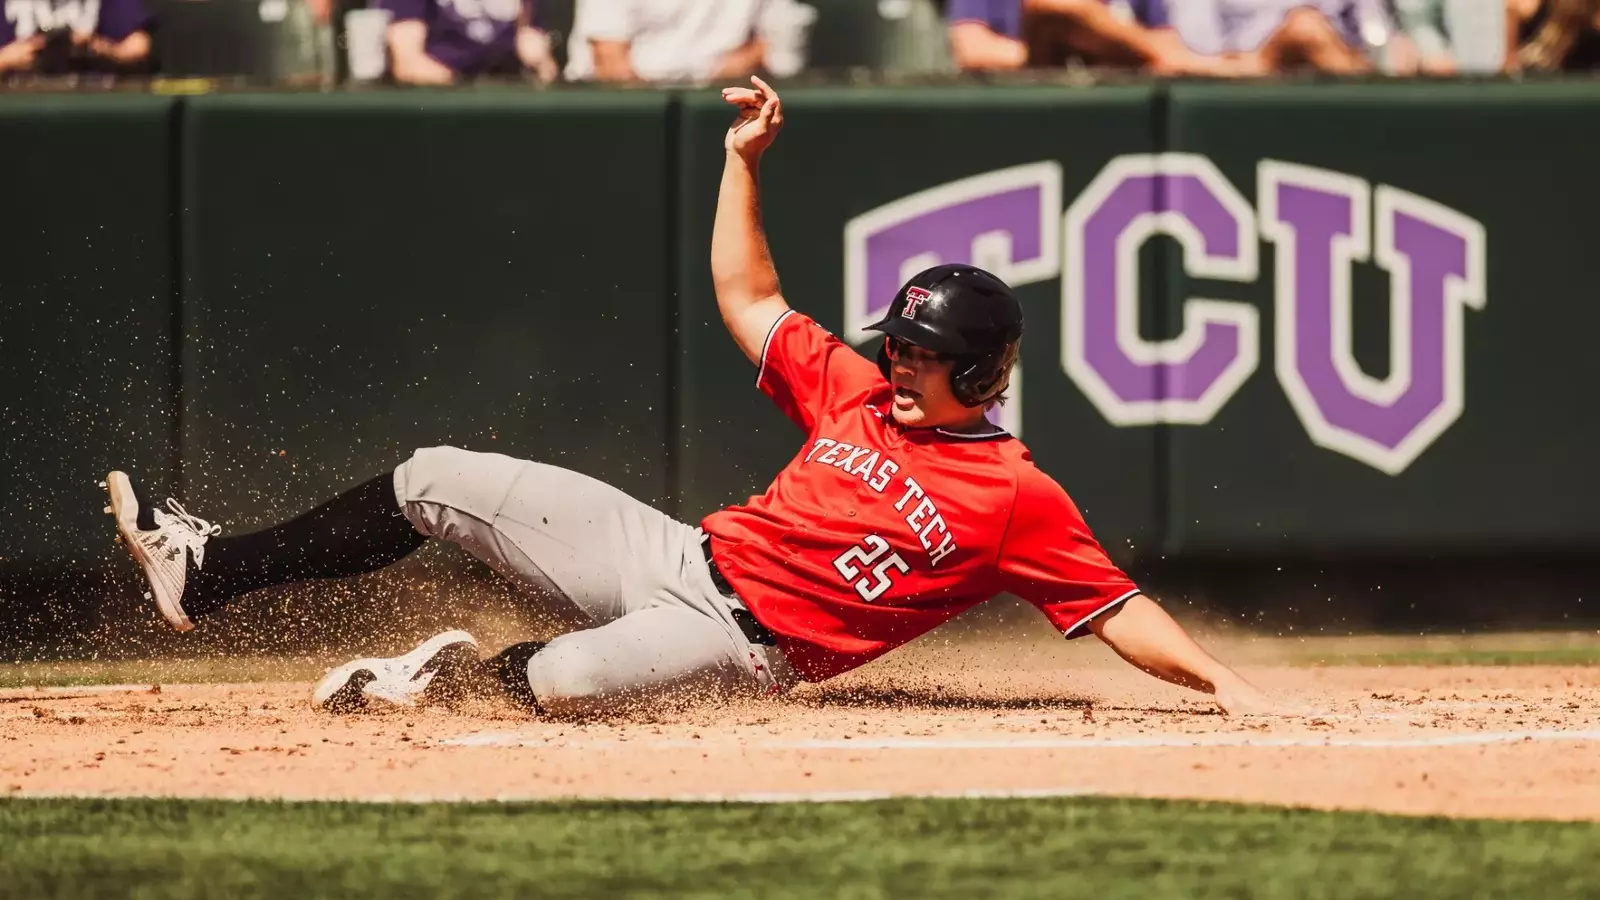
top-left (998, 469), bottom-right (1141, 639)
top-left (756, 310), bottom-right (882, 430)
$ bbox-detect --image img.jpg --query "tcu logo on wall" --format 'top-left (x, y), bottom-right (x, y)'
top-left (844, 156), bottom-right (1486, 475)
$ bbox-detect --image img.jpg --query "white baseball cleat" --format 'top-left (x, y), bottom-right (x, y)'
top-left (312, 630), bottom-right (482, 713)
top-left (103, 471), bottom-right (221, 632)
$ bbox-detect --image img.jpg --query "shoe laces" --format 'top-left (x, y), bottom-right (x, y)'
top-left (157, 499), bottom-right (221, 541)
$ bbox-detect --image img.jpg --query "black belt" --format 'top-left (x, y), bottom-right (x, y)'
top-left (702, 535), bottom-right (777, 646)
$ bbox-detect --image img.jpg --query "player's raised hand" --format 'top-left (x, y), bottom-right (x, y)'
top-left (722, 76), bottom-right (784, 159)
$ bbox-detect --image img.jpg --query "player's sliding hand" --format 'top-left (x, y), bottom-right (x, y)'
top-left (1214, 681), bottom-right (1310, 717)
top-left (722, 75), bottom-right (784, 159)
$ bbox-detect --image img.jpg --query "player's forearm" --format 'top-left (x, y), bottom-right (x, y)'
top-left (1090, 595), bottom-right (1242, 695)
top-left (712, 153), bottom-right (783, 322)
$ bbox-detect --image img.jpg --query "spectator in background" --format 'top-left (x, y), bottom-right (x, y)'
top-left (377, 0), bottom-right (558, 84)
top-left (1390, 0), bottom-right (1478, 73)
top-left (1511, 0), bottom-right (1600, 70)
top-left (946, 0), bottom-right (1237, 74)
top-left (1165, 0), bottom-right (1412, 74)
top-left (0, 0), bottom-right (151, 75)
top-left (1388, 0), bottom-right (1514, 74)
top-left (563, 0), bottom-right (768, 83)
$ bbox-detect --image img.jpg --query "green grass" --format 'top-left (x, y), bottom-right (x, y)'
top-left (1302, 646), bottom-right (1600, 667)
top-left (1268, 633), bottom-right (1600, 668)
top-left (2, 796), bottom-right (1597, 899)
top-left (0, 658), bottom-right (332, 690)
top-left (5, 631), bottom-right (1597, 690)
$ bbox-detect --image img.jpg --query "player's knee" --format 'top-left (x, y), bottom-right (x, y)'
top-left (524, 637), bottom-right (617, 712)
top-left (396, 445), bottom-right (479, 494)
top-left (393, 445), bottom-right (524, 538)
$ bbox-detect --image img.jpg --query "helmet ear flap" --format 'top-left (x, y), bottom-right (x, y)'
top-left (876, 338), bottom-right (892, 382)
top-left (951, 341), bottom-right (1020, 407)
top-left (950, 357), bottom-right (986, 407)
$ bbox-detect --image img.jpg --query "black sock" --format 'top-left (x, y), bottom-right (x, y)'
top-left (480, 641), bottom-right (545, 713)
top-left (182, 473), bottom-right (427, 618)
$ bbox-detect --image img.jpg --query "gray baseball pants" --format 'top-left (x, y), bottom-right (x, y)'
top-left (392, 446), bottom-right (797, 716)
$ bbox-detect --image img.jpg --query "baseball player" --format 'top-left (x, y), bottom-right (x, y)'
top-left (103, 77), bottom-right (1276, 718)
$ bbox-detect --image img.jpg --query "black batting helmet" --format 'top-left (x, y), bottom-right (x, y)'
top-left (865, 264), bottom-right (1023, 408)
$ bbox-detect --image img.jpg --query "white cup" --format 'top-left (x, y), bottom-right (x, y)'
top-left (345, 8), bottom-right (393, 81)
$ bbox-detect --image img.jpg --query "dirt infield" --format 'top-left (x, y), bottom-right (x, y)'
top-left (4, 633), bottom-right (1599, 821)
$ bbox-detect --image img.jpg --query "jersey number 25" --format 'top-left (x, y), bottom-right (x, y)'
top-left (832, 535), bottom-right (909, 603)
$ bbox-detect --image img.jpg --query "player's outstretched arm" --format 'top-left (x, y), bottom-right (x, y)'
top-left (1088, 595), bottom-right (1286, 716)
top-left (713, 76), bottom-right (791, 366)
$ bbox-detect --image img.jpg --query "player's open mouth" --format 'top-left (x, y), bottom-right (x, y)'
top-left (893, 386), bottom-right (920, 401)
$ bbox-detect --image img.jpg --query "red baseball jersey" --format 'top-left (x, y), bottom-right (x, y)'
top-left (701, 311), bottom-right (1140, 682)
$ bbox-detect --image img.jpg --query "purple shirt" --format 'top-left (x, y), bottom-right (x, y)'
top-left (0, 0), bottom-right (150, 43)
top-left (946, 0), bottom-right (1169, 37)
top-left (376, 0), bottom-right (541, 75)
top-left (946, 0), bottom-right (1023, 38)
top-left (1180, 0), bottom-right (1390, 53)
top-left (1124, 0), bottom-right (1170, 27)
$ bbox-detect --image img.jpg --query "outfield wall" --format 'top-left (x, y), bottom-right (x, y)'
top-left (2, 83), bottom-right (1597, 582)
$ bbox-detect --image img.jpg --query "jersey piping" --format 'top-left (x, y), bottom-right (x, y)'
top-left (755, 309), bottom-right (798, 388)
